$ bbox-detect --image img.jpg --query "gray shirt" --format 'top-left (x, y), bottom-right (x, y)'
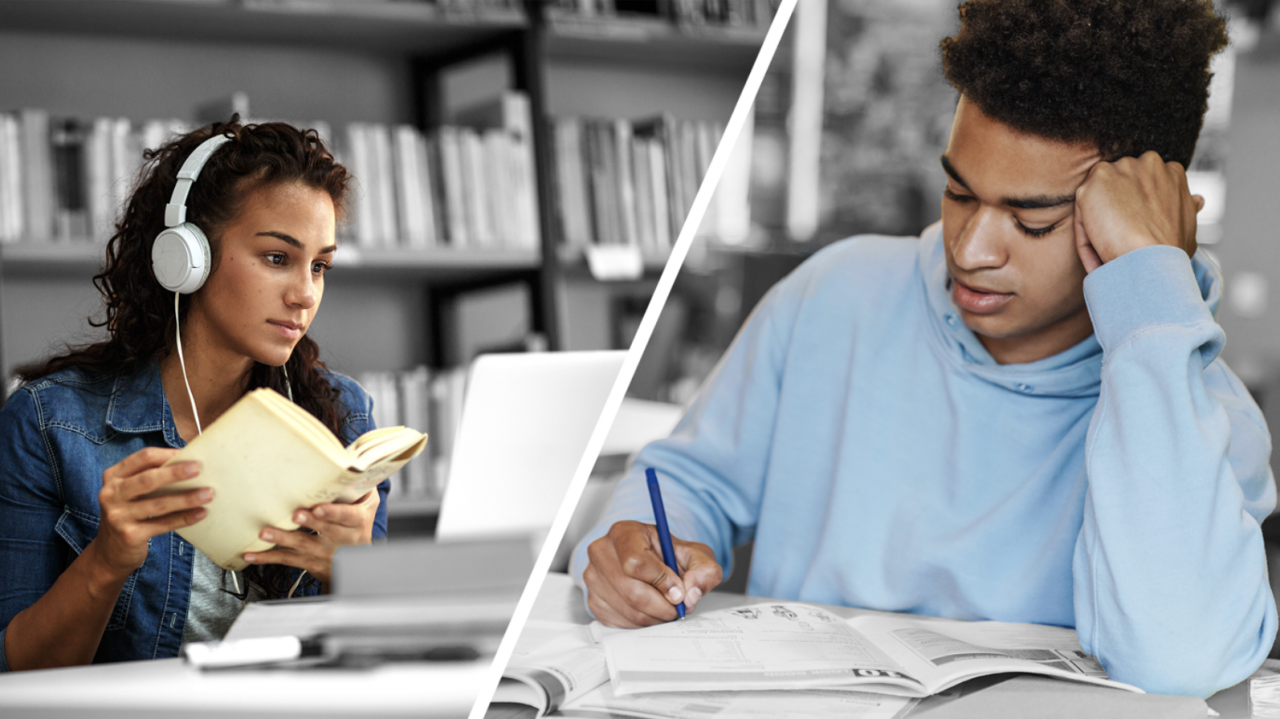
top-left (181, 549), bottom-right (259, 646)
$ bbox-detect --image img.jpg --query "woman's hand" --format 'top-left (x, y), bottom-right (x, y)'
top-left (5, 446), bottom-right (211, 671)
top-left (242, 488), bottom-right (380, 589)
top-left (94, 446), bottom-right (212, 578)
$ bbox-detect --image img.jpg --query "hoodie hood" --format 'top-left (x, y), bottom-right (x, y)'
top-left (916, 221), bottom-right (1223, 399)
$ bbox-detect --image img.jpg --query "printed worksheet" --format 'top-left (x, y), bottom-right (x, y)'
top-left (599, 602), bottom-right (1142, 697)
top-left (599, 603), bottom-right (920, 695)
top-left (561, 683), bottom-right (918, 719)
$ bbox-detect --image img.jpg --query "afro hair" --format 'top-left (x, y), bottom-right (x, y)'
top-left (940, 0), bottom-right (1228, 167)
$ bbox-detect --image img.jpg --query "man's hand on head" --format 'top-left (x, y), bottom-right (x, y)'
top-left (1073, 150), bottom-right (1204, 273)
top-left (583, 520), bottom-right (723, 628)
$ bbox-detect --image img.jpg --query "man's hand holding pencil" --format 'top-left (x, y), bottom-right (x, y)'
top-left (583, 469), bottom-right (723, 628)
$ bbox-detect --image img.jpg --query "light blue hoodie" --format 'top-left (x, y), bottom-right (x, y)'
top-left (571, 222), bottom-right (1276, 698)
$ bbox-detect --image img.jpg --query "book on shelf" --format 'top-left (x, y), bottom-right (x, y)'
top-left (550, 112), bottom-right (725, 256)
top-left (0, 110), bottom-right (189, 245)
top-left (245, 0), bottom-right (525, 15)
top-left (547, 0), bottom-right (776, 30)
top-left (153, 388), bottom-right (427, 571)
top-left (429, 366), bottom-right (469, 498)
top-left (357, 365), bottom-right (473, 505)
top-left (495, 599), bottom-right (1142, 717)
top-left (19, 109), bottom-right (54, 243)
top-left (359, 366), bottom-right (434, 504)
top-left (328, 90), bottom-right (541, 254)
top-left (0, 115), bottom-right (25, 243)
top-left (436, 126), bottom-right (471, 248)
top-left (1, 97), bottom-right (538, 256)
top-left (453, 91), bottom-right (541, 251)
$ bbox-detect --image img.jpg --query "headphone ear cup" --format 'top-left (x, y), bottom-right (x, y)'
top-left (152, 224), bottom-right (211, 294)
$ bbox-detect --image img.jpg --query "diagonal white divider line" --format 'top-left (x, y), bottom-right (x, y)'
top-left (465, 2), bottom-right (800, 716)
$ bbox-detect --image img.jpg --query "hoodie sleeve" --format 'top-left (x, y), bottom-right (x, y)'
top-left (1074, 244), bottom-right (1277, 697)
top-left (569, 260), bottom-right (810, 598)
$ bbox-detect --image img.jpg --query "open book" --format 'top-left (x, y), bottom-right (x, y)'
top-left (495, 619), bottom-right (917, 719)
top-left (597, 601), bottom-right (1142, 699)
top-left (155, 388), bottom-right (428, 570)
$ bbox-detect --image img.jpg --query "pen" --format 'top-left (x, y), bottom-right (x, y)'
top-left (646, 467), bottom-right (686, 620)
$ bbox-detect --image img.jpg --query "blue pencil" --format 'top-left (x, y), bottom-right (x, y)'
top-left (646, 467), bottom-right (686, 620)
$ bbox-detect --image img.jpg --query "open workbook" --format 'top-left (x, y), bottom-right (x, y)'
top-left (496, 601), bottom-right (1141, 717)
top-left (154, 388), bottom-right (428, 570)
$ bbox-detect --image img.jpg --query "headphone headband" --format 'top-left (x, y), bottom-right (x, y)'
top-left (164, 134), bottom-right (232, 227)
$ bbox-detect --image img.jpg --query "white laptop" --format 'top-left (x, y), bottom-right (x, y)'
top-left (434, 350), bottom-right (627, 548)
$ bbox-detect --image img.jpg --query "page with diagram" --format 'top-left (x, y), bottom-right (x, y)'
top-left (598, 603), bottom-right (929, 696)
top-left (850, 614), bottom-right (1144, 695)
top-left (560, 681), bottom-right (918, 719)
top-left (598, 601), bottom-right (1144, 698)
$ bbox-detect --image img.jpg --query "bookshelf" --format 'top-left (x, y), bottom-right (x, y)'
top-left (0, 0), bottom-right (774, 527)
top-left (0, 1), bottom-right (525, 54)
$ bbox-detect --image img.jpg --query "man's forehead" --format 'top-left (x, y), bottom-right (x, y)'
top-left (941, 154), bottom-right (1087, 210)
top-left (943, 98), bottom-right (1102, 207)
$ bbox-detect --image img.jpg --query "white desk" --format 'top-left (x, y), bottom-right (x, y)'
top-left (517, 573), bottom-right (1256, 719)
top-left (0, 653), bottom-right (487, 719)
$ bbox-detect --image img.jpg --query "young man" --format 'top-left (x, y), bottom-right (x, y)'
top-left (571, 0), bottom-right (1275, 699)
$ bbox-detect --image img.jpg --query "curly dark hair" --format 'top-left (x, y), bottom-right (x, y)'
top-left (16, 117), bottom-right (352, 599)
top-left (940, 0), bottom-right (1229, 167)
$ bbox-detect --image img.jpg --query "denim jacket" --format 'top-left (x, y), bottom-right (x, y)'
top-left (0, 360), bottom-right (388, 671)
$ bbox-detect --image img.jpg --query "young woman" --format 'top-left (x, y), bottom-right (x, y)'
top-left (0, 119), bottom-right (388, 672)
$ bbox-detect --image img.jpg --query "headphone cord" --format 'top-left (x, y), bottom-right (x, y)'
top-left (177, 291), bottom-right (246, 597)
top-left (281, 362), bottom-right (304, 596)
top-left (177, 291), bottom-right (305, 599)
top-left (174, 291), bottom-right (202, 435)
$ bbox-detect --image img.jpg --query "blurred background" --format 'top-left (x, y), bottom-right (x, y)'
top-left (562, 0), bottom-right (1280, 589)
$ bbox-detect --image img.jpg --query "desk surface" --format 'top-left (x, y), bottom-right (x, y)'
top-left (0, 632), bottom-right (488, 719)
top-left (518, 573), bottom-right (1257, 719)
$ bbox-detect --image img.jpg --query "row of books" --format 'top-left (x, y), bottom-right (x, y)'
top-left (339, 92), bottom-right (540, 251)
top-left (0, 110), bottom-right (191, 244)
top-left (358, 365), bottom-right (468, 505)
top-left (549, 114), bottom-right (721, 253)
top-left (244, 0), bottom-right (525, 13)
top-left (1, 101), bottom-right (725, 257)
top-left (548, 0), bottom-right (776, 29)
top-left (249, 0), bottom-right (772, 28)
top-left (0, 94), bottom-right (540, 253)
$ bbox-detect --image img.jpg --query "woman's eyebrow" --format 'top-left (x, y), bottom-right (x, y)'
top-left (257, 231), bottom-right (337, 254)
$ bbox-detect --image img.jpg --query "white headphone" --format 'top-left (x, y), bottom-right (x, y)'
top-left (151, 134), bottom-right (231, 294)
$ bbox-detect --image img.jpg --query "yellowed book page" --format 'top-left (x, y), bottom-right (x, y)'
top-left (347, 429), bottom-right (428, 471)
top-left (154, 390), bottom-right (429, 569)
top-left (330, 446), bottom-right (423, 503)
top-left (348, 426), bottom-right (409, 456)
top-left (255, 388), bottom-right (345, 460)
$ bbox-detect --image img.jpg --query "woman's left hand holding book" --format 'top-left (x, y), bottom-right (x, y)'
top-left (242, 488), bottom-right (380, 591)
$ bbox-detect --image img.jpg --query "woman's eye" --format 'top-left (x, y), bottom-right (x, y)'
top-left (266, 253), bottom-right (286, 266)
top-left (312, 261), bottom-right (331, 275)
top-left (943, 188), bottom-right (972, 203)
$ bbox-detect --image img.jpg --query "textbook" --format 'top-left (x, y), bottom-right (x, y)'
top-left (156, 388), bottom-right (428, 571)
top-left (598, 602), bottom-right (1143, 699)
top-left (495, 601), bottom-right (1141, 717)
top-left (494, 620), bottom-right (918, 719)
